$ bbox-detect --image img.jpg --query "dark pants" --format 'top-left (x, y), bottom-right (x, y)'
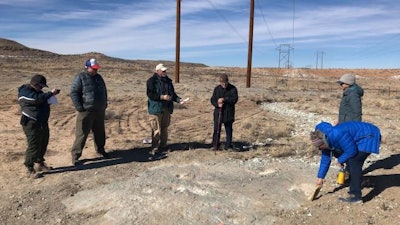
top-left (347, 151), bottom-right (370, 198)
top-left (71, 111), bottom-right (106, 158)
top-left (22, 119), bottom-right (49, 168)
top-left (212, 119), bottom-right (233, 148)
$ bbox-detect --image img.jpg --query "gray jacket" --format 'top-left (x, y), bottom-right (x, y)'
top-left (70, 71), bottom-right (108, 112)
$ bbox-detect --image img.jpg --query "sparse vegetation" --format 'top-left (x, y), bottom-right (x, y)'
top-left (0, 38), bottom-right (399, 225)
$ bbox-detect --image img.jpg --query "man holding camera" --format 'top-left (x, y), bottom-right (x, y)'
top-left (70, 58), bottom-right (109, 166)
top-left (18, 74), bottom-right (60, 178)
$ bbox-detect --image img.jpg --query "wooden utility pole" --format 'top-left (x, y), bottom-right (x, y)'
top-left (175, 0), bottom-right (181, 83)
top-left (246, 0), bottom-right (254, 88)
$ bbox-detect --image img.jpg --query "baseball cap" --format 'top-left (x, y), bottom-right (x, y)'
top-left (30, 74), bottom-right (48, 88)
top-left (85, 58), bottom-right (100, 69)
top-left (155, 63), bottom-right (167, 72)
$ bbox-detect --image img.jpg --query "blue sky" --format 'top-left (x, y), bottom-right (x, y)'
top-left (1, 0), bottom-right (400, 69)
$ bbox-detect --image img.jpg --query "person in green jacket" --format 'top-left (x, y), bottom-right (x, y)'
top-left (336, 73), bottom-right (364, 181)
top-left (336, 73), bottom-right (364, 124)
top-left (146, 63), bottom-right (184, 155)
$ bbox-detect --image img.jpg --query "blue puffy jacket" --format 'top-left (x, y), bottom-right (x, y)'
top-left (315, 121), bottom-right (381, 179)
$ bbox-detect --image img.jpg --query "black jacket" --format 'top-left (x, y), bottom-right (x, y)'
top-left (210, 83), bottom-right (238, 123)
top-left (70, 71), bottom-right (108, 112)
top-left (18, 84), bottom-right (53, 122)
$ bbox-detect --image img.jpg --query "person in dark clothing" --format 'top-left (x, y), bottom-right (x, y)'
top-left (70, 58), bottom-right (109, 166)
top-left (146, 63), bottom-right (184, 155)
top-left (337, 73), bottom-right (364, 124)
top-left (310, 121), bottom-right (381, 203)
top-left (210, 74), bottom-right (238, 150)
top-left (336, 73), bottom-right (364, 180)
top-left (18, 74), bottom-right (60, 178)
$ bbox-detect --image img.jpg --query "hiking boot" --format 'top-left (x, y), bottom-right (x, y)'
top-left (150, 147), bottom-right (159, 156)
top-left (159, 145), bottom-right (169, 153)
top-left (210, 144), bottom-right (220, 151)
top-left (97, 151), bottom-right (110, 158)
top-left (224, 145), bottom-right (234, 150)
top-left (225, 145), bottom-right (241, 152)
top-left (338, 194), bottom-right (363, 204)
top-left (25, 166), bottom-right (41, 179)
top-left (72, 156), bottom-right (80, 166)
top-left (35, 163), bottom-right (53, 172)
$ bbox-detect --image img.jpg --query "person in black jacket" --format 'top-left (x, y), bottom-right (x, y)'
top-left (70, 58), bottom-right (109, 166)
top-left (18, 74), bottom-right (60, 178)
top-left (146, 63), bottom-right (183, 155)
top-left (210, 74), bottom-right (238, 150)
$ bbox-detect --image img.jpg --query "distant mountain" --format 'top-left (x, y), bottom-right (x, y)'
top-left (0, 38), bottom-right (208, 73)
top-left (0, 38), bottom-right (61, 57)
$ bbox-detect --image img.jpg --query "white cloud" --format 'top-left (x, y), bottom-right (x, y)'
top-left (1, 0), bottom-right (400, 68)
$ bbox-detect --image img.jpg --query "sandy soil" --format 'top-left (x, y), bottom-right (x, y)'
top-left (0, 39), bottom-right (399, 225)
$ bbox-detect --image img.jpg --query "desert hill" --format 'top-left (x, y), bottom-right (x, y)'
top-left (0, 38), bottom-right (398, 225)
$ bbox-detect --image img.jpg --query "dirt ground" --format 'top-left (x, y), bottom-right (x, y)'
top-left (0, 38), bottom-right (399, 225)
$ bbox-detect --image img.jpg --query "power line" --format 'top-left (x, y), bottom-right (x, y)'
top-left (291, 0), bottom-right (295, 67)
top-left (205, 0), bottom-right (247, 43)
top-left (255, 0), bottom-right (278, 48)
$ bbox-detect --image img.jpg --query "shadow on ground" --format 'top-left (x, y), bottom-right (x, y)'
top-left (323, 154), bottom-right (400, 203)
top-left (362, 153), bottom-right (400, 202)
top-left (41, 141), bottom-right (253, 176)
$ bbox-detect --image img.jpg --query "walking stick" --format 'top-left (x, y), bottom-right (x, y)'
top-left (214, 107), bottom-right (222, 154)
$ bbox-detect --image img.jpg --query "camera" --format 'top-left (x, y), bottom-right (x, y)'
top-left (55, 89), bottom-right (60, 94)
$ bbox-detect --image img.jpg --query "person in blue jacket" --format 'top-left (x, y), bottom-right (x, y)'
top-left (310, 121), bottom-right (381, 203)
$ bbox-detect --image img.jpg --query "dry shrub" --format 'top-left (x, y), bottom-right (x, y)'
top-left (266, 144), bottom-right (295, 157)
top-left (368, 98), bottom-right (398, 110)
top-left (269, 122), bottom-right (292, 139)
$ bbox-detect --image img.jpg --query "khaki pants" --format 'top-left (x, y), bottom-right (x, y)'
top-left (149, 107), bottom-right (171, 148)
top-left (71, 111), bottom-right (106, 158)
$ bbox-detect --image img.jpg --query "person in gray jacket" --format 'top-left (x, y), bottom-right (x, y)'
top-left (70, 58), bottom-right (109, 166)
top-left (337, 73), bottom-right (364, 124)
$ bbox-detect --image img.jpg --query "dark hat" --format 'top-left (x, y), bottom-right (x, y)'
top-left (219, 74), bottom-right (229, 82)
top-left (30, 74), bottom-right (48, 88)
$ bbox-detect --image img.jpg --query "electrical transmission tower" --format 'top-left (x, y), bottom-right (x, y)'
top-left (277, 44), bottom-right (292, 68)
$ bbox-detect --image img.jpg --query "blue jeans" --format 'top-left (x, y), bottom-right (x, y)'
top-left (347, 151), bottom-right (370, 198)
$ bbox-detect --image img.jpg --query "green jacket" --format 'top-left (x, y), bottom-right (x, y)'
top-left (146, 73), bottom-right (180, 115)
top-left (338, 84), bottom-right (364, 123)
